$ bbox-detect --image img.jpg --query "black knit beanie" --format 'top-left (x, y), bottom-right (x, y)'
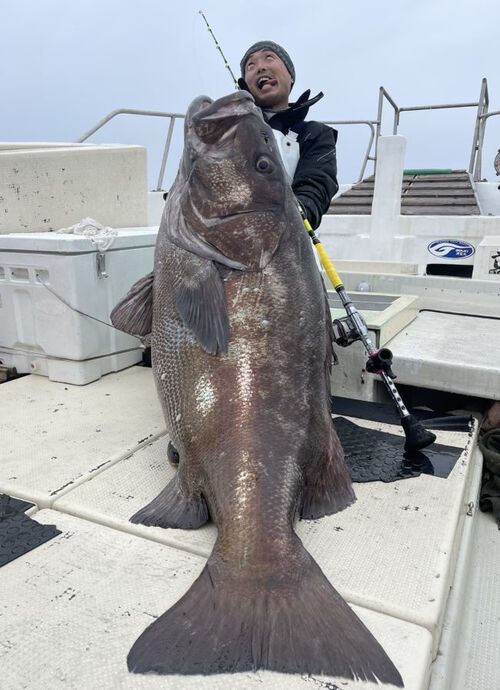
top-left (240, 41), bottom-right (295, 83)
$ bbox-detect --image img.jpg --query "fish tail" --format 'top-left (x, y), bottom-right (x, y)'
top-left (127, 541), bottom-right (403, 685)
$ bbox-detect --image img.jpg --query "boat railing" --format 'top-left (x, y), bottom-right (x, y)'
top-left (471, 79), bottom-right (500, 181)
top-left (476, 108), bottom-right (500, 180)
top-left (77, 108), bottom-right (378, 188)
top-left (77, 79), bottom-right (495, 188)
top-left (323, 120), bottom-right (377, 182)
top-left (468, 78), bottom-right (489, 180)
top-left (377, 79), bottom-right (492, 181)
top-left (77, 108), bottom-right (185, 191)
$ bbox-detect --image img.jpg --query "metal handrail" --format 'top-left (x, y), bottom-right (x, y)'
top-left (77, 108), bottom-right (185, 191)
top-left (323, 120), bottom-right (377, 182)
top-left (376, 84), bottom-right (488, 177)
top-left (77, 108), bottom-right (378, 187)
top-left (374, 87), bottom-right (400, 172)
top-left (399, 98), bottom-right (482, 180)
top-left (475, 109), bottom-right (500, 181)
top-left (377, 87), bottom-right (399, 137)
top-left (469, 78), bottom-right (489, 179)
top-left (399, 101), bottom-right (479, 114)
top-left (469, 80), bottom-right (493, 181)
top-left (77, 80), bottom-right (495, 190)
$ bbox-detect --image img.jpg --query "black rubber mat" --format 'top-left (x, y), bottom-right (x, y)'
top-left (0, 494), bottom-right (61, 568)
top-left (0, 494), bottom-right (34, 519)
top-left (333, 417), bottom-right (462, 483)
top-left (331, 396), bottom-right (472, 432)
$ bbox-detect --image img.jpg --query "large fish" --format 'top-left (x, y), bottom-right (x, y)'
top-left (111, 90), bottom-right (403, 685)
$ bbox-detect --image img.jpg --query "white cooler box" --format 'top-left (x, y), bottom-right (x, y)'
top-left (0, 228), bottom-right (158, 385)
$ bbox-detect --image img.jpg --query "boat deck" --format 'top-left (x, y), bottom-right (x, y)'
top-left (0, 365), bottom-right (487, 689)
top-left (328, 171), bottom-right (481, 216)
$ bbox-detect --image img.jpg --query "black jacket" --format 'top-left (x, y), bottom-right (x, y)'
top-left (241, 86), bottom-right (339, 230)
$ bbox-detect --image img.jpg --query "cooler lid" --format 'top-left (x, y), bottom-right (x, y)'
top-left (0, 227), bottom-right (159, 254)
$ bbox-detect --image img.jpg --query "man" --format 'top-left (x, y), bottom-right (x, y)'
top-left (238, 41), bottom-right (338, 230)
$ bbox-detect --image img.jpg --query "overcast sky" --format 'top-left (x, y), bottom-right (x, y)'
top-left (2, 0), bottom-right (499, 188)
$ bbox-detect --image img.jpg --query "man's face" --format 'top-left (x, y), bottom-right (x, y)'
top-left (244, 50), bottom-right (293, 110)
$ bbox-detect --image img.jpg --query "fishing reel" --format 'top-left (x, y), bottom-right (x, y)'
top-left (332, 315), bottom-right (361, 347)
top-left (332, 316), bottom-right (396, 379)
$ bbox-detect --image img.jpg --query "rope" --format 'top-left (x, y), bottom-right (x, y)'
top-left (55, 217), bottom-right (117, 252)
top-left (35, 274), bottom-right (147, 344)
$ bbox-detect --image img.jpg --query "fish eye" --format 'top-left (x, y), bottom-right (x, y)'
top-left (256, 156), bottom-right (273, 172)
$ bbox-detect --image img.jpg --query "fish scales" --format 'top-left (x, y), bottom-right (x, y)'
top-left (111, 90), bottom-right (403, 685)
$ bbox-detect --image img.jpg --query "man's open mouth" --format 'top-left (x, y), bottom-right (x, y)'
top-left (257, 76), bottom-right (277, 91)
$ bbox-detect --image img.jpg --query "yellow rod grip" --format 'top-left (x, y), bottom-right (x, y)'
top-left (300, 212), bottom-right (344, 290)
top-left (314, 242), bottom-right (344, 290)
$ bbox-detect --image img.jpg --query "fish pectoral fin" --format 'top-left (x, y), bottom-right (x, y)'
top-left (129, 475), bottom-right (208, 530)
top-left (174, 259), bottom-right (230, 355)
top-left (110, 271), bottom-right (154, 337)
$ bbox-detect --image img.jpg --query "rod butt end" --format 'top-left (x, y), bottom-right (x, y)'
top-left (401, 415), bottom-right (437, 452)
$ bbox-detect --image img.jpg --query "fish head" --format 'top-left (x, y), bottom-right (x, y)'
top-left (173, 91), bottom-right (290, 271)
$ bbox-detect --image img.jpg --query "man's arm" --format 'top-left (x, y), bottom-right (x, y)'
top-left (292, 122), bottom-right (338, 230)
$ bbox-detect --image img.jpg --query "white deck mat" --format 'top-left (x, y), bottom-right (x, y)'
top-left (53, 416), bottom-right (478, 647)
top-left (301, 419), bottom-right (477, 641)
top-left (0, 509), bottom-right (432, 690)
top-left (54, 434), bottom-right (215, 556)
top-left (0, 368), bottom-right (165, 507)
top-left (444, 511), bottom-right (500, 690)
top-left (1, 369), bottom-right (478, 652)
top-left (386, 311), bottom-right (500, 399)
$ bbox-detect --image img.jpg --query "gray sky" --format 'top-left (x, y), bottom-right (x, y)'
top-left (2, 0), bottom-right (499, 188)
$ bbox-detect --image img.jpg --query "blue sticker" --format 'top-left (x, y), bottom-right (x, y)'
top-left (427, 239), bottom-right (475, 259)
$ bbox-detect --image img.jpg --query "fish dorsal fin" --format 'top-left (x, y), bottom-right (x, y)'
top-left (174, 258), bottom-right (230, 355)
top-left (110, 271), bottom-right (154, 337)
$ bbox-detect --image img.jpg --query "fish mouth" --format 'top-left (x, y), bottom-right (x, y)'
top-left (193, 92), bottom-right (256, 122)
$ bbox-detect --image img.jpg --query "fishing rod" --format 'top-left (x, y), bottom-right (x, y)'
top-left (198, 11), bottom-right (238, 88)
top-left (199, 11), bottom-right (436, 453)
top-left (297, 209), bottom-right (436, 452)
